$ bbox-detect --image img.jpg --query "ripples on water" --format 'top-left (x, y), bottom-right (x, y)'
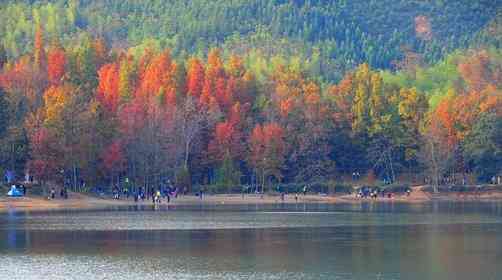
top-left (1, 202), bottom-right (502, 280)
top-left (3, 255), bottom-right (353, 280)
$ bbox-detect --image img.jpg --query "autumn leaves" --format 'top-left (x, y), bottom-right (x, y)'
top-left (0, 23), bottom-right (500, 189)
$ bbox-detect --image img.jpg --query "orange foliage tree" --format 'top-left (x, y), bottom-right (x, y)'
top-left (248, 122), bottom-right (286, 189)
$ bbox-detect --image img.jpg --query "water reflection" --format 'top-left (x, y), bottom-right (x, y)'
top-left (1, 202), bottom-right (502, 280)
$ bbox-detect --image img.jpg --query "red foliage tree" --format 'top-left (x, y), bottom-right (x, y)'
top-left (97, 63), bottom-right (120, 113)
top-left (228, 102), bottom-right (243, 126)
top-left (329, 73), bottom-right (354, 127)
top-left (208, 121), bottom-right (243, 162)
top-left (206, 48), bottom-right (225, 79)
top-left (0, 56), bottom-right (32, 93)
top-left (214, 76), bottom-right (228, 110)
top-left (138, 50), bottom-right (176, 98)
top-left (101, 140), bottom-right (126, 173)
top-left (279, 97), bottom-right (294, 118)
top-left (222, 77), bottom-right (237, 113)
top-left (47, 45), bottom-right (66, 85)
top-left (186, 57), bottom-right (205, 98)
top-left (249, 124), bottom-right (265, 170)
top-left (248, 122), bottom-right (286, 186)
top-left (433, 94), bottom-right (458, 148)
top-left (0, 54), bottom-right (47, 111)
top-left (33, 22), bottom-right (45, 70)
top-left (199, 78), bottom-right (213, 108)
top-left (118, 96), bottom-right (148, 139)
top-left (458, 50), bottom-right (492, 93)
top-left (200, 49), bottom-right (225, 108)
top-left (27, 127), bottom-right (60, 184)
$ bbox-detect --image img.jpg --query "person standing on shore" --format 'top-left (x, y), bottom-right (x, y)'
top-left (139, 187), bottom-right (145, 201)
top-left (156, 189), bottom-right (162, 204)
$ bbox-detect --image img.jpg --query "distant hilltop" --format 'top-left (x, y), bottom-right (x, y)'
top-left (0, 0), bottom-right (500, 81)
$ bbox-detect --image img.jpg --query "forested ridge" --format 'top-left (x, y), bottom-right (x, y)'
top-left (1, 0), bottom-right (501, 81)
top-left (0, 0), bottom-right (500, 191)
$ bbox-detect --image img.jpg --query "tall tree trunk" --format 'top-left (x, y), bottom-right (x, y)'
top-left (387, 150), bottom-right (395, 183)
top-left (73, 163), bottom-right (78, 192)
top-left (184, 140), bottom-right (190, 170)
top-left (430, 139), bottom-right (439, 193)
top-left (261, 169), bottom-right (265, 193)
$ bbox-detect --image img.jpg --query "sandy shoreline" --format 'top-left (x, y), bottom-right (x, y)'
top-left (1, 187), bottom-right (502, 213)
top-left (0, 193), bottom-right (336, 213)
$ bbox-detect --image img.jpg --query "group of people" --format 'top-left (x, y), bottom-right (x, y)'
top-left (491, 176), bottom-right (501, 185)
top-left (48, 187), bottom-right (68, 200)
top-left (357, 188), bottom-right (389, 199)
top-left (356, 187), bottom-right (411, 199)
top-left (276, 185), bottom-right (311, 202)
top-left (111, 181), bottom-right (187, 205)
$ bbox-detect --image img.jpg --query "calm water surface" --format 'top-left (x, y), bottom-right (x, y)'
top-left (1, 202), bottom-right (502, 279)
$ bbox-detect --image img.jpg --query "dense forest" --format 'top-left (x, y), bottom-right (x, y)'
top-left (1, 0), bottom-right (501, 81)
top-left (0, 1), bottom-right (500, 192)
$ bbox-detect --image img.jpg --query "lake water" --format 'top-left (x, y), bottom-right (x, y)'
top-left (1, 202), bottom-right (502, 280)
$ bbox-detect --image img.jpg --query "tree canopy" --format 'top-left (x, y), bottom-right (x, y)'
top-left (0, 1), bottom-right (500, 190)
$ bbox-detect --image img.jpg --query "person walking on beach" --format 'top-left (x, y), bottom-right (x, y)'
top-left (113, 185), bottom-right (119, 200)
top-left (60, 188), bottom-right (68, 199)
top-left (50, 188), bottom-right (56, 199)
